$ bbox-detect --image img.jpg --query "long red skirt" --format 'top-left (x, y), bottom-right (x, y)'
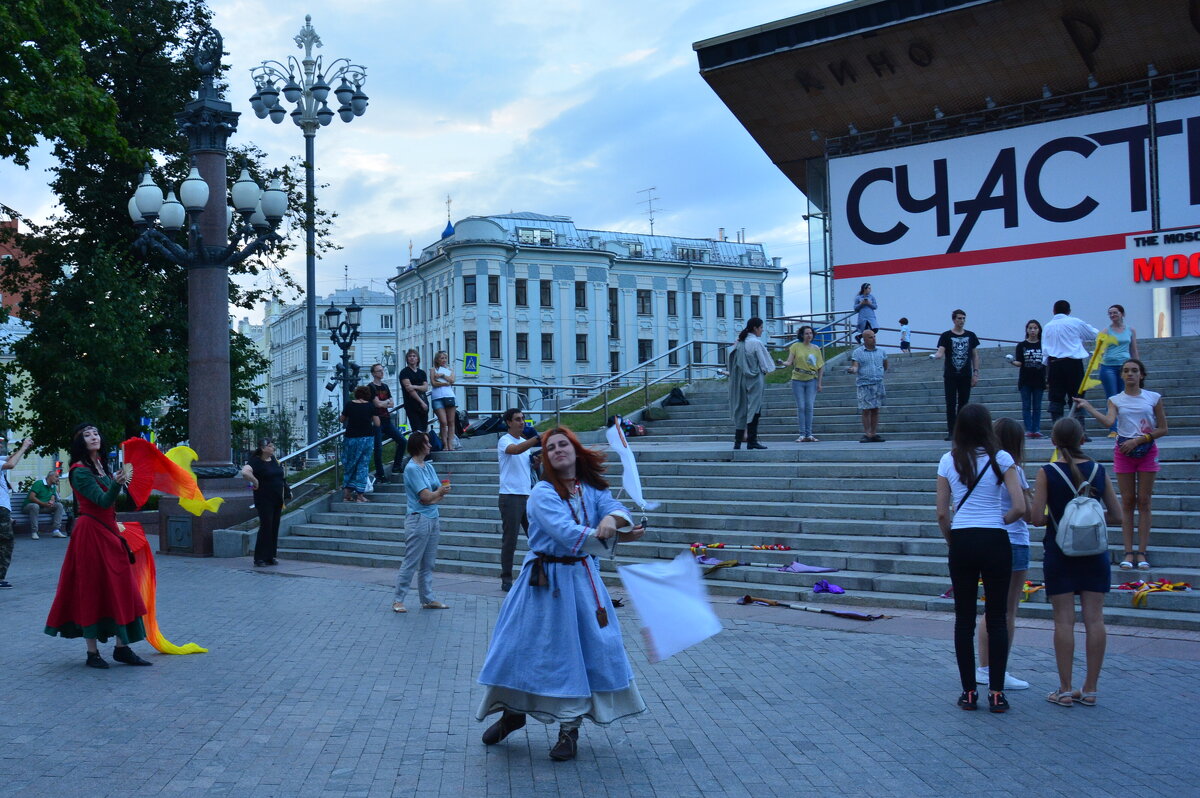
top-left (44, 515), bottom-right (147, 643)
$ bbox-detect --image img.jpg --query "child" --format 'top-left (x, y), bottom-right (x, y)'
top-left (899, 317), bottom-right (911, 354)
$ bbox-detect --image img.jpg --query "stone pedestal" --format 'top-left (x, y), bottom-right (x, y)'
top-left (157, 477), bottom-right (256, 556)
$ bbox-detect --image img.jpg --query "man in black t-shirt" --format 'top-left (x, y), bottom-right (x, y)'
top-left (367, 363), bottom-right (409, 479)
top-left (398, 349), bottom-right (430, 434)
top-left (931, 309), bottom-right (980, 439)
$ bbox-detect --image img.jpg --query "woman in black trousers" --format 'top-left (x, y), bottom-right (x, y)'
top-left (240, 438), bottom-right (291, 567)
top-left (935, 404), bottom-right (1026, 712)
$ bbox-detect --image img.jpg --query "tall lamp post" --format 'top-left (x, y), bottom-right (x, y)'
top-left (321, 297), bottom-right (363, 407)
top-left (249, 15), bottom-right (368, 449)
top-left (128, 26), bottom-right (283, 556)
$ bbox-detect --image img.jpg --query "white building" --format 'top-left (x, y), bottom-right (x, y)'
top-left (260, 288), bottom-right (399, 444)
top-left (388, 212), bottom-right (787, 415)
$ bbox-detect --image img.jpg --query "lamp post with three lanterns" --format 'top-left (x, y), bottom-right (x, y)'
top-left (248, 14), bottom-right (368, 449)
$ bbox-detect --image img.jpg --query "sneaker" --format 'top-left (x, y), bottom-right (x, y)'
top-left (806, 435), bottom-right (820, 442)
top-left (31, 530), bottom-right (39, 540)
top-left (988, 691), bottom-right (1010, 713)
top-left (0, 580), bottom-right (12, 589)
top-left (957, 690), bottom-right (978, 710)
top-left (1003, 673), bottom-right (1030, 690)
top-left (1029, 432), bottom-right (1044, 439)
top-left (51, 529), bottom-right (67, 538)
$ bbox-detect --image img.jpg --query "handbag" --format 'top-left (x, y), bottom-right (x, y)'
top-left (1116, 435), bottom-right (1152, 458)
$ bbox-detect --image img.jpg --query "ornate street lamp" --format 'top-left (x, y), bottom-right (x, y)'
top-left (126, 25), bottom-right (274, 556)
top-left (249, 15), bottom-right (368, 448)
top-left (320, 297), bottom-right (363, 406)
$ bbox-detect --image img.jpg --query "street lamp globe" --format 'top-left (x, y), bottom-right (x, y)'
top-left (345, 297), bottom-right (363, 329)
top-left (321, 301), bottom-right (341, 331)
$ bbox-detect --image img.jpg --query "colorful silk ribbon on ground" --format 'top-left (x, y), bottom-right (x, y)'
top-left (121, 438), bottom-right (224, 516)
top-left (120, 522), bottom-right (208, 655)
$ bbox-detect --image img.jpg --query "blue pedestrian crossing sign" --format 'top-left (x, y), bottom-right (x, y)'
top-left (464, 353), bottom-right (479, 376)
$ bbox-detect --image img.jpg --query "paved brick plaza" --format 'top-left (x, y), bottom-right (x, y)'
top-left (2, 535), bottom-right (1198, 798)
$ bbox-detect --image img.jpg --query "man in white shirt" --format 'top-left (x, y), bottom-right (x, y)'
top-left (1041, 299), bottom-right (1098, 437)
top-left (497, 409), bottom-right (539, 591)
top-left (0, 437), bottom-right (33, 589)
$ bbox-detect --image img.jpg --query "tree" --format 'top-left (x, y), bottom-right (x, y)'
top-left (0, 0), bottom-right (129, 166)
top-left (0, 0), bottom-right (334, 451)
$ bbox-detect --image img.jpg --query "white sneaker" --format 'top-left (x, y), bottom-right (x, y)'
top-left (51, 529), bottom-right (67, 538)
top-left (976, 666), bottom-right (1030, 690)
top-left (975, 666), bottom-right (989, 685)
top-left (30, 530), bottom-right (39, 540)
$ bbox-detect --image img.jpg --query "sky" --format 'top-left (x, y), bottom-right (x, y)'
top-left (1, 0), bottom-right (839, 321)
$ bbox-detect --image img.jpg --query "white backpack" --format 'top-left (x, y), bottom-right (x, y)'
top-left (1048, 462), bottom-right (1107, 557)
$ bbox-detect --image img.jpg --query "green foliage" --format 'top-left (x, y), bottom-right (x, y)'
top-left (0, 0), bottom-right (129, 165)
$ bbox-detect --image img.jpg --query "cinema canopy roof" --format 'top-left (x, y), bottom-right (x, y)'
top-left (693, 0), bottom-right (1198, 195)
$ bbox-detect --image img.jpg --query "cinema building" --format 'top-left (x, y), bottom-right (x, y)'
top-left (694, 0), bottom-right (1200, 339)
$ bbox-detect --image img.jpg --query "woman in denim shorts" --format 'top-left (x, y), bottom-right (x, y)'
top-left (429, 351), bottom-right (460, 451)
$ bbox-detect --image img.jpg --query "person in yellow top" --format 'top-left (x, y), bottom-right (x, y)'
top-left (781, 325), bottom-right (825, 442)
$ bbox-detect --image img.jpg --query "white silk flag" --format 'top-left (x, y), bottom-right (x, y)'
top-left (618, 552), bottom-right (723, 663)
top-left (605, 417), bottom-right (649, 510)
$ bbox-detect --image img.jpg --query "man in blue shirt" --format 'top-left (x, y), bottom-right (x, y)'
top-left (850, 329), bottom-right (889, 443)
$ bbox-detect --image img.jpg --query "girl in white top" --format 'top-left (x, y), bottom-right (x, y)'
top-left (975, 418), bottom-right (1033, 692)
top-left (429, 351), bottom-right (460, 451)
top-left (1074, 357), bottom-right (1168, 570)
top-left (935, 403), bottom-right (1025, 712)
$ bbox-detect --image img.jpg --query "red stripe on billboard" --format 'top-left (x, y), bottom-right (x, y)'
top-left (834, 233), bottom-right (1129, 279)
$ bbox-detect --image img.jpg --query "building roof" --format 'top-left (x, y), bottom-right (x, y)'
top-left (693, 0), bottom-right (1200, 194)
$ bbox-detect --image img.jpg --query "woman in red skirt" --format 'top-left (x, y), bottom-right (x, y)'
top-left (44, 423), bottom-right (153, 668)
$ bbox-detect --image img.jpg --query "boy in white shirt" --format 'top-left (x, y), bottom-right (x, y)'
top-left (496, 409), bottom-right (539, 591)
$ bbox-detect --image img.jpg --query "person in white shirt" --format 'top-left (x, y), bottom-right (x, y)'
top-left (1041, 299), bottom-right (1098, 435)
top-left (1074, 357), bottom-right (1168, 570)
top-left (935, 404), bottom-right (1026, 713)
top-left (496, 408), bottom-right (539, 591)
top-left (0, 437), bottom-right (33, 589)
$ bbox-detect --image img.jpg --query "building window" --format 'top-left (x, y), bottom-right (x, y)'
top-left (692, 292), bottom-right (702, 317)
top-left (489, 330), bottom-right (501, 360)
top-left (515, 278), bottom-right (527, 307)
top-left (677, 246), bottom-right (704, 261)
top-left (637, 339), bottom-right (653, 363)
top-left (692, 341), bottom-right (703, 363)
top-left (517, 388), bottom-right (530, 409)
top-left (668, 339), bottom-right (678, 366)
top-left (517, 227), bottom-right (553, 245)
top-left (491, 388), bottom-right (502, 410)
top-left (443, 287), bottom-right (450, 314)
top-left (608, 287), bottom-right (619, 339)
top-left (435, 291), bottom-right (441, 317)
top-left (718, 343), bottom-right (729, 363)
top-left (766, 297), bottom-right (775, 318)
top-left (575, 280), bottom-right (587, 309)
top-left (488, 274), bottom-right (500, 304)
top-left (464, 330), bottom-right (477, 354)
top-left (610, 351), bottom-right (620, 374)
top-left (627, 241), bottom-right (643, 257)
top-left (516, 332), bottom-right (529, 361)
top-left (716, 294), bottom-right (726, 318)
top-left (750, 296), bottom-right (760, 318)
top-left (733, 295), bottom-right (743, 319)
top-left (540, 280), bottom-right (553, 308)
top-left (636, 289), bottom-right (652, 315)
top-left (465, 387), bottom-right (478, 412)
top-left (575, 333), bottom-right (588, 362)
top-left (463, 275), bottom-right (477, 304)
top-left (380, 314), bottom-right (394, 329)
top-left (667, 290), bottom-right (677, 316)
top-left (321, 346), bottom-right (329, 362)
top-left (541, 332), bottom-right (554, 361)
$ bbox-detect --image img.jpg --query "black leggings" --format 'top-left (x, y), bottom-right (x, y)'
top-left (253, 500), bottom-right (283, 562)
top-left (948, 528), bottom-right (1012, 692)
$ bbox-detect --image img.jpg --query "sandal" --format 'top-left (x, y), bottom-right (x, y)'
top-left (1119, 552), bottom-right (1134, 570)
top-left (1072, 690), bottom-right (1097, 707)
top-left (1046, 689), bottom-right (1074, 707)
top-left (1135, 551), bottom-right (1151, 570)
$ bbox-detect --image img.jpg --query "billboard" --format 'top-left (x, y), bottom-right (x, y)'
top-left (829, 99), bottom-right (1200, 279)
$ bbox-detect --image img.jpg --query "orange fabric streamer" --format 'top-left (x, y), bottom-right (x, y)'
top-left (121, 437), bottom-right (222, 516)
top-left (119, 522), bottom-right (208, 655)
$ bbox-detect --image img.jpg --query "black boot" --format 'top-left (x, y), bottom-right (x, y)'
top-left (112, 645), bottom-right (152, 666)
top-left (746, 416), bottom-right (767, 450)
top-left (549, 727), bottom-right (579, 761)
top-left (733, 430), bottom-right (744, 450)
top-left (85, 651), bottom-right (109, 669)
top-left (481, 711), bottom-right (526, 745)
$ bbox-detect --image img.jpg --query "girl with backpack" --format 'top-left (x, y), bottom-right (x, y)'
top-left (935, 404), bottom-right (1027, 713)
top-left (1029, 418), bottom-right (1121, 708)
top-left (1074, 358), bottom-right (1167, 570)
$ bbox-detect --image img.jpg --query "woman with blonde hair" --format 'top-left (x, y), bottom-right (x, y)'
top-left (429, 350), bottom-right (460, 451)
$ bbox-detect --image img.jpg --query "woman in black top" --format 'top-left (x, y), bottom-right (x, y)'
top-left (341, 385), bottom-right (380, 502)
top-left (1009, 319), bottom-right (1046, 438)
top-left (398, 349), bottom-right (430, 433)
top-left (240, 438), bottom-right (291, 567)
top-left (1029, 418), bottom-right (1121, 707)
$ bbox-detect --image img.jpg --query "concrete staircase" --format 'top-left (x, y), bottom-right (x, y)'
top-left (280, 335), bottom-right (1200, 630)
